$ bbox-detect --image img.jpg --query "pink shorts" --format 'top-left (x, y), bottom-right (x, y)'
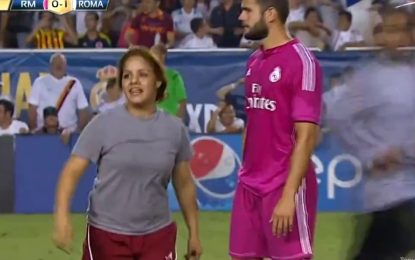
top-left (229, 175), bottom-right (317, 260)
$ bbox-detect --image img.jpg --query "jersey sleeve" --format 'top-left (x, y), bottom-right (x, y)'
top-left (175, 124), bottom-right (192, 163)
top-left (72, 114), bottom-right (104, 163)
top-left (291, 50), bottom-right (323, 125)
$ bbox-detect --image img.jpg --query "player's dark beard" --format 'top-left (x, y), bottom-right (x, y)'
top-left (244, 18), bottom-right (268, 41)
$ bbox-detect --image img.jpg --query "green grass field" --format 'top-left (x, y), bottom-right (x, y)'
top-left (0, 212), bottom-right (362, 260)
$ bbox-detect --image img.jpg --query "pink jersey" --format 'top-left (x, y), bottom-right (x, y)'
top-left (239, 39), bottom-right (322, 195)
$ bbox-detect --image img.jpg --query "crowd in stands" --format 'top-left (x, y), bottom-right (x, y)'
top-left (0, 0), bottom-right (413, 50)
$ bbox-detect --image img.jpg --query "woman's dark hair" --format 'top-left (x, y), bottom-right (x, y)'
top-left (117, 46), bottom-right (167, 102)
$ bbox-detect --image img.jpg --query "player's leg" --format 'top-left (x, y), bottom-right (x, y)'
top-left (229, 183), bottom-right (267, 259)
top-left (262, 174), bottom-right (318, 260)
top-left (138, 222), bottom-right (177, 260)
top-left (82, 224), bottom-right (134, 260)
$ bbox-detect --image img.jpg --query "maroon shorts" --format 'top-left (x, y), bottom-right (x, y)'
top-left (82, 222), bottom-right (177, 260)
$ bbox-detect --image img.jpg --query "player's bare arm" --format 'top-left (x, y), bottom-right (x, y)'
top-left (271, 122), bottom-right (319, 237)
top-left (53, 155), bottom-right (89, 253)
top-left (172, 161), bottom-right (202, 259)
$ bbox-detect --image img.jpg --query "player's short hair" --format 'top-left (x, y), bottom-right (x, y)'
top-left (257, 0), bottom-right (289, 24)
top-left (117, 47), bottom-right (167, 102)
top-left (190, 18), bottom-right (204, 34)
top-left (338, 10), bottom-right (352, 22)
top-left (0, 99), bottom-right (14, 117)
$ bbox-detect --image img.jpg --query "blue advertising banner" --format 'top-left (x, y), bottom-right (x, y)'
top-left (13, 133), bottom-right (363, 213)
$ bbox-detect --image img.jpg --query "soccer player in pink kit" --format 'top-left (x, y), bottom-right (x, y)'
top-left (229, 0), bottom-right (322, 259)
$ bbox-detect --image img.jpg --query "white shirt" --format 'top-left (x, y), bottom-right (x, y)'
top-left (29, 74), bottom-right (89, 131)
top-left (331, 28), bottom-right (364, 51)
top-left (0, 120), bottom-right (28, 136)
top-left (215, 117), bottom-right (244, 132)
top-left (179, 34), bottom-right (217, 49)
top-left (172, 8), bottom-right (203, 35)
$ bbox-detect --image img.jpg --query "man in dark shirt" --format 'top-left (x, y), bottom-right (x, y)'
top-left (78, 12), bottom-right (111, 48)
top-left (209, 0), bottom-right (243, 47)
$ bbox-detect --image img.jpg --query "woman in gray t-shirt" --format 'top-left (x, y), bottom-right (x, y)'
top-left (53, 47), bottom-right (202, 260)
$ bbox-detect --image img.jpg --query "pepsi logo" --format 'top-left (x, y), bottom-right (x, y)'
top-left (190, 136), bottom-right (241, 199)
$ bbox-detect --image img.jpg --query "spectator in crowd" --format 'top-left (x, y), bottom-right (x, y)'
top-left (207, 101), bottom-right (244, 134)
top-left (75, 11), bottom-right (102, 36)
top-left (150, 44), bottom-right (187, 120)
top-left (209, 0), bottom-right (243, 47)
top-left (0, 12), bottom-right (34, 48)
top-left (34, 106), bottom-right (72, 144)
top-left (26, 12), bottom-right (78, 49)
top-left (102, 0), bottom-right (133, 45)
top-left (127, 0), bottom-right (175, 48)
top-left (172, 0), bottom-right (203, 46)
top-left (35, 107), bottom-right (61, 134)
top-left (96, 78), bottom-right (125, 114)
top-left (78, 12), bottom-right (112, 48)
top-left (28, 53), bottom-right (90, 133)
top-left (331, 10), bottom-right (365, 51)
top-left (179, 18), bottom-right (217, 48)
top-left (291, 7), bottom-right (331, 50)
top-left (0, 99), bottom-right (28, 136)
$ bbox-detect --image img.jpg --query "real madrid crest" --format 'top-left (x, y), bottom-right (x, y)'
top-left (269, 66), bottom-right (281, 83)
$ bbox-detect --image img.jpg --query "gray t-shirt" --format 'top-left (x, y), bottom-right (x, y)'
top-left (72, 106), bottom-right (192, 235)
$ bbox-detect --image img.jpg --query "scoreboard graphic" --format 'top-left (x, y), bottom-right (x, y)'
top-left (2, 0), bottom-right (109, 14)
